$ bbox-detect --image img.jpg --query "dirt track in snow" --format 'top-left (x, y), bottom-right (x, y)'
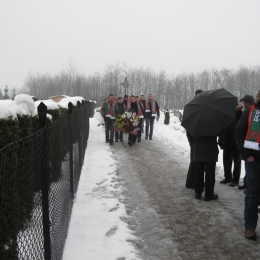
top-left (110, 136), bottom-right (260, 260)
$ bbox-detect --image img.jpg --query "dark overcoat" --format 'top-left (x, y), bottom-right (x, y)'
top-left (192, 136), bottom-right (219, 162)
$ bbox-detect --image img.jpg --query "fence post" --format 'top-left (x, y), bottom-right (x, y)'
top-left (77, 101), bottom-right (82, 168)
top-left (38, 102), bottom-right (51, 260)
top-left (68, 102), bottom-right (74, 198)
top-left (86, 101), bottom-right (90, 141)
top-left (81, 100), bottom-right (86, 156)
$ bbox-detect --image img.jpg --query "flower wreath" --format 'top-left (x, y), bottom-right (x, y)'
top-left (115, 109), bottom-right (139, 134)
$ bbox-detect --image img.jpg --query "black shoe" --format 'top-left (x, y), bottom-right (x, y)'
top-left (238, 184), bottom-right (246, 190)
top-left (220, 179), bottom-right (231, 184)
top-left (205, 194), bottom-right (218, 201)
top-left (195, 193), bottom-right (201, 199)
top-left (109, 142), bottom-right (114, 145)
top-left (145, 136), bottom-right (148, 140)
top-left (128, 141), bottom-right (132, 146)
top-left (137, 138), bottom-right (141, 142)
top-left (245, 230), bottom-right (256, 239)
top-left (149, 137), bottom-right (153, 140)
top-left (120, 139), bottom-right (123, 142)
top-left (229, 181), bottom-right (238, 187)
top-left (115, 139), bottom-right (118, 142)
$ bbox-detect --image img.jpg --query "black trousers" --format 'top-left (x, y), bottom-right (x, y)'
top-left (194, 162), bottom-right (216, 198)
top-left (145, 117), bottom-right (155, 138)
top-left (128, 133), bottom-right (136, 144)
top-left (223, 146), bottom-right (241, 182)
top-left (115, 130), bottom-right (123, 141)
top-left (105, 118), bottom-right (115, 143)
top-left (137, 118), bottom-right (143, 139)
top-left (186, 143), bottom-right (195, 188)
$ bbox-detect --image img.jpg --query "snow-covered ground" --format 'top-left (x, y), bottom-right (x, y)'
top-left (62, 110), bottom-right (245, 260)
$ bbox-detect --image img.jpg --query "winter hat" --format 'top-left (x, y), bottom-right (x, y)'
top-left (239, 95), bottom-right (255, 104)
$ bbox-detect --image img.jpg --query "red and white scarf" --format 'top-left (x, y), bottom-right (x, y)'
top-left (244, 105), bottom-right (260, 150)
top-left (145, 100), bottom-right (157, 117)
top-left (136, 101), bottom-right (144, 118)
top-left (105, 101), bottom-right (116, 119)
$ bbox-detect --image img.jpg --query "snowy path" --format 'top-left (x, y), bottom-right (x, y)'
top-left (63, 112), bottom-right (260, 260)
top-left (112, 133), bottom-right (260, 259)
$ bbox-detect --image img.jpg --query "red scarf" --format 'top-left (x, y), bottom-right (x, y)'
top-left (136, 101), bottom-right (144, 118)
top-left (244, 105), bottom-right (260, 150)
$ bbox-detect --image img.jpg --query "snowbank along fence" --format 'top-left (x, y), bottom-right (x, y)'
top-left (0, 100), bottom-right (95, 260)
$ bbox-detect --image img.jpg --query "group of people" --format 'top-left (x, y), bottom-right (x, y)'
top-left (185, 89), bottom-right (260, 240)
top-left (101, 93), bottom-right (160, 146)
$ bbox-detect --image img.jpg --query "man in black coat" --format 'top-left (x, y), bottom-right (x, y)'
top-left (115, 97), bottom-right (125, 142)
top-left (140, 94), bottom-right (146, 133)
top-left (185, 89), bottom-right (203, 189)
top-left (219, 104), bottom-right (243, 186)
top-left (235, 92), bottom-right (260, 239)
top-left (192, 135), bottom-right (219, 201)
top-left (128, 95), bottom-right (138, 146)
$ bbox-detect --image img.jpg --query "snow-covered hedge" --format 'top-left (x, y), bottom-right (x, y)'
top-left (0, 95), bottom-right (86, 149)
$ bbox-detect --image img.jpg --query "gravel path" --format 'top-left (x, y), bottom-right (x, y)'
top-left (111, 136), bottom-right (260, 260)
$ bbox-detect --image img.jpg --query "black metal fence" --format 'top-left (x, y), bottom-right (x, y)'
top-left (0, 100), bottom-right (95, 260)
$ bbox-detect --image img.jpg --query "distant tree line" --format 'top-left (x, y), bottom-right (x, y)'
top-left (23, 62), bottom-right (260, 108)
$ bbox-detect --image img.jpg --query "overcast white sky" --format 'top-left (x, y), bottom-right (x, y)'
top-left (0, 0), bottom-right (260, 89)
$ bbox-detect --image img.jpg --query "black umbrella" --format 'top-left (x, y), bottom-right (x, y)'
top-left (181, 88), bottom-right (237, 137)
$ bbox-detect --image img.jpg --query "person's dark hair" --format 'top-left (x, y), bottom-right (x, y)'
top-left (109, 94), bottom-right (113, 97)
top-left (131, 95), bottom-right (135, 98)
top-left (124, 95), bottom-right (128, 98)
top-left (195, 89), bottom-right (203, 95)
top-left (118, 97), bottom-right (123, 100)
top-left (135, 96), bottom-right (139, 98)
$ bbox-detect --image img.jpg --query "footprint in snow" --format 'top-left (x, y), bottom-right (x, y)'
top-left (106, 227), bottom-right (117, 237)
top-left (96, 179), bottom-right (107, 185)
top-left (109, 206), bottom-right (119, 212)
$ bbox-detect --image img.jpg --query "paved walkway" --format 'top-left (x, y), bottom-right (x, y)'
top-left (110, 134), bottom-right (260, 260)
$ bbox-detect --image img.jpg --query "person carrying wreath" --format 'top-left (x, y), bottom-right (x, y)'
top-left (128, 95), bottom-right (138, 146)
top-left (115, 97), bottom-right (125, 142)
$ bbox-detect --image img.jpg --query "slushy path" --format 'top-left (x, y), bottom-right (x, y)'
top-left (111, 134), bottom-right (260, 260)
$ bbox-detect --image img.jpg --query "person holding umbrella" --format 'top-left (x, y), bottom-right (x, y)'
top-left (192, 133), bottom-right (219, 200)
top-left (235, 91), bottom-right (260, 239)
top-left (185, 89), bottom-right (203, 189)
top-left (181, 88), bottom-right (237, 200)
